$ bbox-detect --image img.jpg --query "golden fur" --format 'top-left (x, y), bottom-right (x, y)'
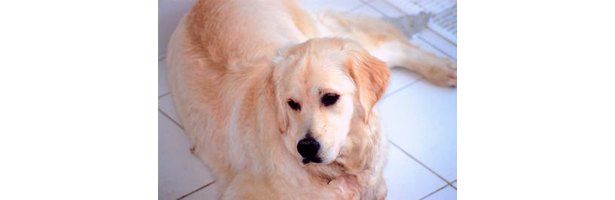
top-left (166, 0), bottom-right (456, 199)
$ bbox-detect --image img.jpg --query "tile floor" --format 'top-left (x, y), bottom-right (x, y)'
top-left (159, 0), bottom-right (456, 199)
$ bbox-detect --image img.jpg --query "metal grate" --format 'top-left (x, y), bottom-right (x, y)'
top-left (386, 0), bottom-right (456, 14)
top-left (427, 4), bottom-right (456, 44)
top-left (383, 0), bottom-right (457, 44)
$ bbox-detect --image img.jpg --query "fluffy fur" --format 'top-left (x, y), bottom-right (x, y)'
top-left (166, 0), bottom-right (456, 199)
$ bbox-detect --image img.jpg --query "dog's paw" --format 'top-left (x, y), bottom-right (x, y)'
top-left (424, 60), bottom-right (456, 87)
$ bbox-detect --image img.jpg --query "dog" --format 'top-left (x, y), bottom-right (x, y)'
top-left (166, 0), bottom-right (456, 199)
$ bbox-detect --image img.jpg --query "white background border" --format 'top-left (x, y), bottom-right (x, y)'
top-left (1, 0), bottom-right (614, 199)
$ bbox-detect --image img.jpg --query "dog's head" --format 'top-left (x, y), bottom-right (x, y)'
top-left (272, 38), bottom-right (389, 168)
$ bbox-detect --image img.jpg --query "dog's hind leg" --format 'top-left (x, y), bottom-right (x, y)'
top-left (368, 40), bottom-right (457, 87)
top-left (316, 12), bottom-right (456, 87)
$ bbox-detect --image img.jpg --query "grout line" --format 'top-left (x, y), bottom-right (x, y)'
top-left (159, 54), bottom-right (166, 62)
top-left (416, 35), bottom-right (455, 60)
top-left (365, 3), bottom-right (390, 18)
top-left (367, 1), bottom-right (406, 19)
top-left (159, 92), bottom-right (170, 99)
top-left (418, 183), bottom-right (450, 200)
top-left (388, 140), bottom-right (453, 185)
top-left (382, 77), bottom-right (424, 100)
top-left (347, 2), bottom-right (370, 13)
top-left (425, 26), bottom-right (457, 47)
top-left (177, 180), bottom-right (216, 200)
top-left (450, 179), bottom-right (457, 190)
top-left (159, 108), bottom-right (184, 130)
top-left (344, 3), bottom-right (367, 13)
top-left (382, 0), bottom-right (409, 15)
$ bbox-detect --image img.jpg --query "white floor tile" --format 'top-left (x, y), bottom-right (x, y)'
top-left (427, 19), bottom-right (456, 45)
top-left (350, 4), bottom-right (385, 18)
top-left (379, 26), bottom-right (457, 97)
top-left (385, 0), bottom-right (423, 15)
top-left (423, 186), bottom-right (456, 200)
top-left (183, 183), bottom-right (219, 200)
top-left (159, 0), bottom-right (195, 57)
top-left (384, 144), bottom-right (448, 200)
top-left (159, 112), bottom-right (214, 200)
top-left (159, 94), bottom-right (181, 127)
top-left (381, 32), bottom-right (456, 96)
top-left (173, 144), bottom-right (449, 200)
top-left (416, 29), bottom-right (456, 60)
top-left (384, 68), bottom-right (422, 96)
top-left (377, 80), bottom-right (456, 181)
top-left (367, 0), bottom-right (406, 18)
top-left (297, 0), bottom-right (363, 13)
top-left (159, 60), bottom-right (170, 97)
top-left (410, 35), bottom-right (451, 61)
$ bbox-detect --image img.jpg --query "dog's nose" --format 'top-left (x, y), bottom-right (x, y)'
top-left (297, 137), bottom-right (320, 159)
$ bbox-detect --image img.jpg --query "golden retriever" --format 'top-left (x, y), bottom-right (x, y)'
top-left (166, 0), bottom-right (456, 199)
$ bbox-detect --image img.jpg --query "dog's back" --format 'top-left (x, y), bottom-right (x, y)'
top-left (166, 0), bottom-right (324, 198)
top-left (183, 0), bottom-right (312, 71)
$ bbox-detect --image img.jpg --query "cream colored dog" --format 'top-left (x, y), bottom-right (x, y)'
top-left (166, 0), bottom-right (456, 199)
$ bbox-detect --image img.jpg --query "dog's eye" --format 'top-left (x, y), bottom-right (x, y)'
top-left (321, 93), bottom-right (339, 107)
top-left (287, 99), bottom-right (301, 111)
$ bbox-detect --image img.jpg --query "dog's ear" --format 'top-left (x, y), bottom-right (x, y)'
top-left (267, 74), bottom-right (289, 134)
top-left (346, 50), bottom-right (390, 123)
top-left (271, 49), bottom-right (290, 134)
